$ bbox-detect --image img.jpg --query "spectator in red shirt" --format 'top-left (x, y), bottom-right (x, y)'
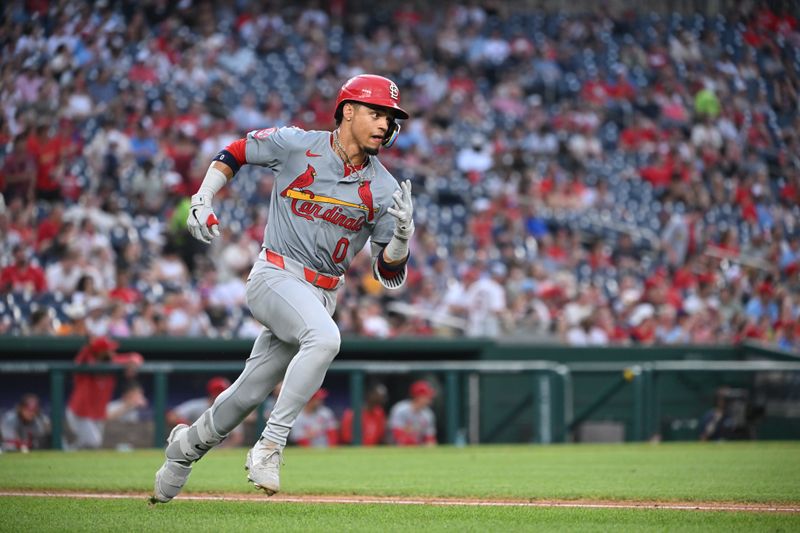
top-left (0, 135), bottom-right (36, 203)
top-left (26, 124), bottom-right (64, 202)
top-left (341, 383), bottom-right (388, 446)
top-left (639, 152), bottom-right (676, 189)
top-left (608, 70), bottom-right (636, 101)
top-left (619, 115), bottom-right (659, 151)
top-left (35, 202), bottom-right (65, 253)
top-left (65, 336), bottom-right (144, 449)
top-left (581, 72), bottom-right (611, 106)
top-left (0, 244), bottom-right (47, 293)
top-left (108, 269), bottom-right (141, 305)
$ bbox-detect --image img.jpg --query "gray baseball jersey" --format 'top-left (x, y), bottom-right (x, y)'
top-left (244, 127), bottom-right (400, 276)
top-left (185, 125), bottom-right (410, 453)
top-left (289, 405), bottom-right (338, 447)
top-left (388, 400), bottom-right (436, 444)
top-left (152, 118), bottom-right (415, 502)
top-left (1, 409), bottom-right (50, 451)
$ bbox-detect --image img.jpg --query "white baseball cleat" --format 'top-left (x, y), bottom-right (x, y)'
top-left (245, 439), bottom-right (282, 496)
top-left (151, 424), bottom-right (192, 504)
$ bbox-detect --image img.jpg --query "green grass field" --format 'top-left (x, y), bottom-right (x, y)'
top-left (1, 442), bottom-right (799, 532)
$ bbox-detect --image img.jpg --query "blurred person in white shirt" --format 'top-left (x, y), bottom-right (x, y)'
top-left (464, 263), bottom-right (508, 338)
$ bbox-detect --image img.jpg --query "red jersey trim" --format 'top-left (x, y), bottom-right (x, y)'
top-left (224, 139), bottom-right (247, 166)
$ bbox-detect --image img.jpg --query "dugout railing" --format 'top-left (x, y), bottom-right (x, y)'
top-left (0, 360), bottom-right (567, 449)
top-left (2, 359), bottom-right (800, 449)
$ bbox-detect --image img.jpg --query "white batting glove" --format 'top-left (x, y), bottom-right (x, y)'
top-left (187, 193), bottom-right (221, 244)
top-left (388, 179), bottom-right (414, 240)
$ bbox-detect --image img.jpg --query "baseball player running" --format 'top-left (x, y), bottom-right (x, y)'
top-left (152, 74), bottom-right (414, 503)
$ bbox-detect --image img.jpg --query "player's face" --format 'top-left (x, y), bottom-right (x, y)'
top-left (351, 104), bottom-right (395, 155)
top-left (414, 395), bottom-right (433, 408)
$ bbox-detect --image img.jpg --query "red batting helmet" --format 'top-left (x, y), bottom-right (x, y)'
top-left (207, 376), bottom-right (231, 398)
top-left (334, 74), bottom-right (409, 120)
top-left (410, 380), bottom-right (435, 399)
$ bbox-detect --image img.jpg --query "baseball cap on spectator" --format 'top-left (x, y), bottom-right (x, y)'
top-left (207, 376), bottom-right (231, 398)
top-left (629, 303), bottom-right (655, 327)
top-left (538, 284), bottom-right (565, 300)
top-left (89, 336), bottom-right (119, 354)
top-left (410, 380), bottom-right (435, 398)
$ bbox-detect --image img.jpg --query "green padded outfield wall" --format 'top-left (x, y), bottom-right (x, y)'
top-left (478, 344), bottom-right (800, 442)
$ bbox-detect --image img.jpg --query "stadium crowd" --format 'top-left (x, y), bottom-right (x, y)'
top-left (0, 0), bottom-right (799, 351)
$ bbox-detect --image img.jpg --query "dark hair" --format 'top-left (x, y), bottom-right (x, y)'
top-left (30, 308), bottom-right (49, 325)
top-left (120, 380), bottom-right (143, 395)
top-left (334, 101), bottom-right (359, 126)
top-left (76, 275), bottom-right (94, 292)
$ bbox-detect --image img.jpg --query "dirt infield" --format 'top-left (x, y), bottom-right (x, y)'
top-left (1, 490), bottom-right (798, 513)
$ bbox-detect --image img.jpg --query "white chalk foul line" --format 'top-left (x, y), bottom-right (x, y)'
top-left (0, 491), bottom-right (798, 513)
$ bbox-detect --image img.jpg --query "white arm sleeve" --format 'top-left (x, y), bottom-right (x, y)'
top-left (196, 166), bottom-right (228, 199)
top-left (383, 233), bottom-right (409, 262)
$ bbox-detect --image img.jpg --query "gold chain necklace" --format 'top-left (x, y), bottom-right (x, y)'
top-left (333, 130), bottom-right (374, 184)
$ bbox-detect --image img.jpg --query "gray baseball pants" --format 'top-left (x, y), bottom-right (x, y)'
top-left (206, 258), bottom-right (340, 447)
top-left (65, 409), bottom-right (104, 449)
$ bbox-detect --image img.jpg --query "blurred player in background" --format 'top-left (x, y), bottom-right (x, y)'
top-left (166, 377), bottom-right (245, 448)
top-left (289, 388), bottom-right (338, 447)
top-left (1, 394), bottom-right (50, 452)
top-left (106, 380), bottom-right (148, 424)
top-left (261, 380), bottom-right (283, 421)
top-left (341, 383), bottom-right (388, 446)
top-left (389, 380), bottom-right (437, 446)
top-left (65, 336), bottom-right (144, 449)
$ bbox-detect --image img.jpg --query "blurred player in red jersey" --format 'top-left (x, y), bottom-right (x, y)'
top-left (341, 383), bottom-right (388, 445)
top-left (65, 336), bottom-right (143, 449)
